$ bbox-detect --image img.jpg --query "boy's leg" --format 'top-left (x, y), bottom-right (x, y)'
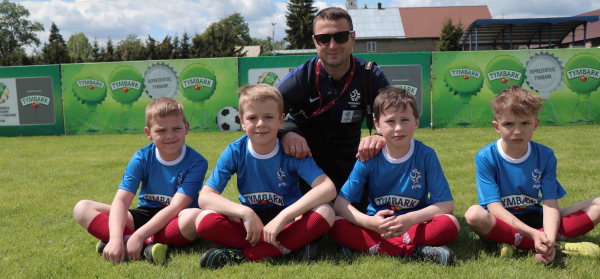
top-left (328, 216), bottom-right (415, 257)
top-left (73, 200), bottom-right (135, 242)
top-left (401, 214), bottom-right (460, 246)
top-left (242, 204), bottom-right (334, 261)
top-left (464, 205), bottom-right (534, 248)
top-left (555, 197), bottom-right (600, 238)
top-left (196, 210), bottom-right (253, 249)
top-left (151, 208), bottom-right (201, 246)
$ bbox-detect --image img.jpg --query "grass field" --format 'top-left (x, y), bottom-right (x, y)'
top-left (2, 125), bottom-right (600, 278)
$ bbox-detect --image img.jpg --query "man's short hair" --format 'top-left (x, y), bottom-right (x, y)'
top-left (238, 84), bottom-right (284, 116)
top-left (313, 7), bottom-right (353, 33)
top-left (145, 97), bottom-right (187, 128)
top-left (374, 86), bottom-right (419, 120)
top-left (491, 85), bottom-right (544, 120)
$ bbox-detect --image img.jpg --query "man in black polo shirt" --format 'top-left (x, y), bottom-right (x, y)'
top-left (277, 7), bottom-right (390, 211)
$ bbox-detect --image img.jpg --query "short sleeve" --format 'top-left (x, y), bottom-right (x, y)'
top-left (294, 157), bottom-right (325, 187)
top-left (205, 146), bottom-right (237, 193)
top-left (118, 150), bottom-right (145, 194)
top-left (176, 155), bottom-right (209, 199)
top-left (475, 152), bottom-right (501, 206)
top-left (425, 150), bottom-right (453, 204)
top-left (540, 151), bottom-right (567, 200)
top-left (338, 160), bottom-right (370, 203)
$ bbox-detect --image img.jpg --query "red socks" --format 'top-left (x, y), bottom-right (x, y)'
top-left (485, 210), bottom-right (595, 250)
top-left (151, 217), bottom-right (193, 246)
top-left (402, 215), bottom-right (459, 246)
top-left (329, 219), bottom-right (416, 257)
top-left (87, 213), bottom-right (134, 243)
top-left (243, 211), bottom-right (331, 261)
top-left (197, 211), bottom-right (331, 261)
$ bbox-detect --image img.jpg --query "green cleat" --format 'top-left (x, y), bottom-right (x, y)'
top-left (499, 243), bottom-right (517, 258)
top-left (414, 245), bottom-right (455, 265)
top-left (555, 241), bottom-right (600, 258)
top-left (200, 248), bottom-right (245, 269)
top-left (143, 243), bottom-right (168, 265)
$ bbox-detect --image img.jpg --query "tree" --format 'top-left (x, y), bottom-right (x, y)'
top-left (171, 34), bottom-right (180, 59)
top-left (0, 0), bottom-right (44, 57)
top-left (437, 18), bottom-right (464, 51)
top-left (157, 35), bottom-right (173, 60)
top-left (105, 36), bottom-right (115, 62)
top-left (40, 22), bottom-right (70, 64)
top-left (191, 15), bottom-right (246, 58)
top-left (91, 36), bottom-right (103, 62)
top-left (180, 31), bottom-right (191, 59)
top-left (284, 0), bottom-right (317, 49)
top-left (227, 13), bottom-right (252, 46)
top-left (145, 35), bottom-right (158, 60)
top-left (117, 34), bottom-right (144, 61)
top-left (67, 32), bottom-right (92, 62)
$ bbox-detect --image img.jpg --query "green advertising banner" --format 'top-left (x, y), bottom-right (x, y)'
top-left (432, 49), bottom-right (600, 128)
top-left (62, 58), bottom-right (239, 135)
top-left (0, 65), bottom-right (64, 137)
top-left (240, 53), bottom-right (432, 129)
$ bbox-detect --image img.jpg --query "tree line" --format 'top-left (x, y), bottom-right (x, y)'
top-left (1, 0), bottom-right (318, 66)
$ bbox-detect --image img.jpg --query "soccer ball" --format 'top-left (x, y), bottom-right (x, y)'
top-left (216, 106), bottom-right (241, 132)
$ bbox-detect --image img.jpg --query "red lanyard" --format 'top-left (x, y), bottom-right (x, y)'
top-left (308, 56), bottom-right (356, 118)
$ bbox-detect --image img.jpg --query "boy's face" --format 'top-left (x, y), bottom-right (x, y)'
top-left (144, 114), bottom-right (189, 161)
top-left (492, 112), bottom-right (540, 150)
top-left (374, 105), bottom-right (419, 150)
top-left (240, 99), bottom-right (284, 148)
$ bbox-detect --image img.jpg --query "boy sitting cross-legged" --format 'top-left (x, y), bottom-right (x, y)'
top-left (196, 84), bottom-right (337, 269)
top-left (73, 97), bottom-right (208, 265)
top-left (328, 87), bottom-right (460, 265)
top-left (464, 85), bottom-right (600, 264)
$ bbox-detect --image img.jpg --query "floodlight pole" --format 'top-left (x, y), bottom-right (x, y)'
top-left (272, 23), bottom-right (276, 53)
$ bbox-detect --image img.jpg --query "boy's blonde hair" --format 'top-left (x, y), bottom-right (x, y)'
top-left (491, 85), bottom-right (544, 120)
top-left (238, 84), bottom-right (284, 116)
top-left (374, 86), bottom-right (419, 120)
top-left (145, 97), bottom-right (187, 128)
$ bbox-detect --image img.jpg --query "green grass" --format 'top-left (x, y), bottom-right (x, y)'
top-left (2, 126), bottom-right (600, 278)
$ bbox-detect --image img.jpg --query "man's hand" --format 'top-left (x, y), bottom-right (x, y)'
top-left (242, 209), bottom-right (264, 244)
top-left (282, 132), bottom-right (312, 159)
top-left (103, 239), bottom-right (126, 263)
top-left (125, 235), bottom-right (145, 261)
top-left (366, 210), bottom-right (396, 235)
top-left (356, 135), bottom-right (386, 162)
top-left (263, 216), bottom-right (287, 247)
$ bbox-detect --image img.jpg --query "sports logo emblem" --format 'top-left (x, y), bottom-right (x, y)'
top-left (350, 89), bottom-right (361, 102)
top-left (532, 169), bottom-right (542, 184)
top-left (277, 168), bottom-right (286, 181)
top-left (176, 172), bottom-right (183, 188)
top-left (410, 169), bottom-right (422, 184)
top-left (309, 96), bottom-right (319, 102)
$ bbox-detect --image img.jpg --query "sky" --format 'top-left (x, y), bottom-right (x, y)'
top-left (12, 0), bottom-right (600, 51)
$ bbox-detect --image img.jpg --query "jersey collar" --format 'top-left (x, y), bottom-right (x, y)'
top-left (155, 145), bottom-right (186, 166)
top-left (496, 139), bottom-right (531, 164)
top-left (248, 139), bottom-right (280, 160)
top-left (382, 139), bottom-right (415, 164)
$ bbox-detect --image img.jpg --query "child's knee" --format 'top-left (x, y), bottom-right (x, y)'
top-left (443, 214), bottom-right (461, 231)
top-left (178, 209), bottom-right (201, 227)
top-left (194, 209), bottom-right (218, 227)
top-left (464, 205), bottom-right (489, 227)
top-left (73, 200), bottom-right (93, 223)
top-left (311, 204), bottom-right (335, 226)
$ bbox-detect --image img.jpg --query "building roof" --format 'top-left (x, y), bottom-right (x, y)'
top-left (399, 6), bottom-right (492, 38)
top-left (235, 46), bottom-right (262, 57)
top-left (273, 49), bottom-right (317, 55)
top-left (348, 8), bottom-right (405, 39)
top-left (563, 9), bottom-right (600, 43)
top-left (348, 5), bottom-right (491, 40)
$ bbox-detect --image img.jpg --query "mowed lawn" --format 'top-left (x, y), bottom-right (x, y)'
top-left (2, 125), bottom-right (600, 278)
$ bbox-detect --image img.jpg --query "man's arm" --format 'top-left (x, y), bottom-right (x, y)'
top-left (104, 189), bottom-right (135, 263)
top-left (126, 193), bottom-right (193, 260)
top-left (198, 186), bottom-right (264, 244)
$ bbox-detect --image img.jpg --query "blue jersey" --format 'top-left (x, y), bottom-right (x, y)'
top-left (476, 140), bottom-right (566, 214)
top-left (118, 144), bottom-right (208, 209)
top-left (205, 135), bottom-right (325, 209)
top-left (339, 140), bottom-right (453, 216)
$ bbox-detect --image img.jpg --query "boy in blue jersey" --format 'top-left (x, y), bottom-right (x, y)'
top-left (328, 87), bottom-right (459, 265)
top-left (73, 97), bottom-right (208, 265)
top-left (464, 85), bottom-right (600, 264)
top-left (195, 84), bottom-right (337, 269)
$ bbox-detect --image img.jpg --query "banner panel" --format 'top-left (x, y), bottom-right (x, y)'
top-left (0, 65), bottom-right (64, 136)
top-left (240, 53), bottom-right (431, 128)
top-left (62, 58), bottom-right (239, 135)
top-left (432, 49), bottom-right (600, 128)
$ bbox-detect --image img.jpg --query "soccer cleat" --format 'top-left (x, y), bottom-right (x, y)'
top-left (414, 245), bottom-right (455, 265)
top-left (96, 241), bottom-right (107, 254)
top-left (338, 245), bottom-right (354, 257)
top-left (302, 240), bottom-right (319, 260)
top-left (555, 241), bottom-right (600, 258)
top-left (499, 243), bottom-right (517, 258)
top-left (143, 243), bottom-right (168, 265)
top-left (200, 248), bottom-right (245, 269)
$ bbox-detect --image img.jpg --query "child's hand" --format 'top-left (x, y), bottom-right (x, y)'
top-left (367, 210), bottom-right (396, 234)
top-left (379, 214), bottom-right (410, 239)
top-left (125, 235), bottom-right (144, 261)
top-left (242, 209), bottom-right (264, 244)
top-left (535, 245), bottom-right (556, 264)
top-left (263, 216), bottom-right (287, 247)
top-left (532, 231), bottom-right (552, 255)
top-left (103, 240), bottom-right (125, 263)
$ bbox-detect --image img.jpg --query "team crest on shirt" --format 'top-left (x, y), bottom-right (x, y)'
top-left (532, 168), bottom-right (542, 187)
top-left (176, 172), bottom-right (183, 188)
top-left (350, 89), bottom-right (361, 102)
top-left (277, 168), bottom-right (286, 187)
top-left (374, 195), bottom-right (420, 209)
top-left (410, 168), bottom-right (422, 189)
top-left (243, 192), bottom-right (284, 206)
top-left (501, 194), bottom-right (538, 210)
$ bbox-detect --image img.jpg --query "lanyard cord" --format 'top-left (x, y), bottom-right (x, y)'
top-left (308, 56), bottom-right (356, 118)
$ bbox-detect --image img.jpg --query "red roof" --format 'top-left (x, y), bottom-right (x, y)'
top-left (399, 6), bottom-right (492, 38)
top-left (562, 9), bottom-right (600, 43)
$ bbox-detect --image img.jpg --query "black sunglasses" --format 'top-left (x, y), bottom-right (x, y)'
top-left (313, 31), bottom-right (354, 46)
